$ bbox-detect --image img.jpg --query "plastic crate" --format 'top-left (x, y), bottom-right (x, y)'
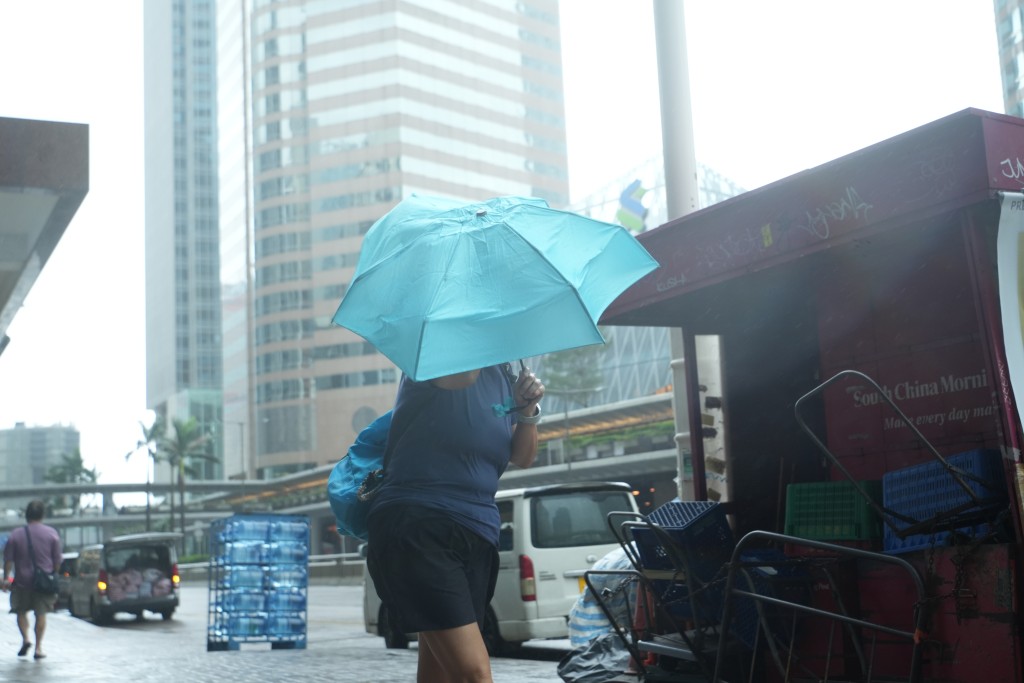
top-left (731, 549), bottom-right (811, 649)
top-left (882, 449), bottom-right (1008, 555)
top-left (631, 501), bottom-right (734, 625)
top-left (633, 501), bottom-right (734, 579)
top-left (784, 481), bottom-right (882, 543)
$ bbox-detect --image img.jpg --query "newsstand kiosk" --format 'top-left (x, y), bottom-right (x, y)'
top-left (601, 108), bottom-right (1024, 682)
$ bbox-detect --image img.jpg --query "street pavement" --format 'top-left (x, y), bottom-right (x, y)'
top-left (0, 583), bottom-right (573, 682)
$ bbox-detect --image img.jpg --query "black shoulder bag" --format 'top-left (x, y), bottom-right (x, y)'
top-left (23, 526), bottom-right (59, 595)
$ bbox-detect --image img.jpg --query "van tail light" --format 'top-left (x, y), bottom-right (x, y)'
top-left (97, 569), bottom-right (108, 595)
top-left (171, 563), bottom-right (180, 588)
top-left (519, 554), bottom-right (536, 602)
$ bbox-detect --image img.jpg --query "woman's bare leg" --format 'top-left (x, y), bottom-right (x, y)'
top-left (417, 623), bottom-right (492, 683)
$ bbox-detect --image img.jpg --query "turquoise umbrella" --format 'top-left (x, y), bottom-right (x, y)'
top-left (332, 194), bottom-right (659, 381)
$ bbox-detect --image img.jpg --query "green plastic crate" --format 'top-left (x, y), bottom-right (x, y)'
top-left (784, 481), bottom-right (882, 542)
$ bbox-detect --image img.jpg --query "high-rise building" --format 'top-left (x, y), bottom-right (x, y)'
top-left (0, 423), bottom-right (80, 512)
top-left (995, 0), bottom-right (1024, 116)
top-left (216, 0), bottom-right (570, 478)
top-left (144, 0), bottom-right (224, 481)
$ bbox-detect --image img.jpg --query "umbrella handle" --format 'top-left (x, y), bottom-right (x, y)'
top-left (495, 360), bottom-right (532, 413)
top-left (491, 400), bottom-right (532, 417)
top-left (512, 360), bottom-right (536, 411)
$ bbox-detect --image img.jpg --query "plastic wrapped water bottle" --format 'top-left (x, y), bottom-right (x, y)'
top-left (229, 614), bottom-right (267, 637)
top-left (266, 614), bottom-right (305, 637)
top-left (225, 518), bottom-right (270, 541)
top-left (269, 519), bottom-right (309, 542)
top-left (265, 589), bottom-right (306, 612)
top-left (267, 565), bottom-right (307, 589)
top-left (221, 589), bottom-right (265, 612)
top-left (265, 541), bottom-right (305, 565)
top-left (225, 540), bottom-right (265, 564)
top-left (220, 566), bottom-right (265, 590)
top-left (210, 617), bottom-right (229, 638)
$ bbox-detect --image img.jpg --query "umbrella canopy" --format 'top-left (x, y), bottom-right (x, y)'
top-left (333, 194), bottom-right (659, 381)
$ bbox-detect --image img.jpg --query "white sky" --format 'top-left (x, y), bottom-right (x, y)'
top-left (0, 1), bottom-right (1005, 486)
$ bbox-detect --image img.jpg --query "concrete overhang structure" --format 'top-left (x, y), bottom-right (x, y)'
top-left (0, 116), bottom-right (89, 357)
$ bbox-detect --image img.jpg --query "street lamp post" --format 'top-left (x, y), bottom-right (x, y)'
top-left (235, 421), bottom-right (246, 481)
top-left (125, 425), bottom-right (159, 533)
top-left (547, 387), bottom-right (603, 468)
top-left (144, 465), bottom-right (152, 532)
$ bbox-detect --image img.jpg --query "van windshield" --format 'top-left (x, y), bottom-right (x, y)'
top-left (530, 489), bottom-right (633, 548)
top-left (106, 545), bottom-right (171, 573)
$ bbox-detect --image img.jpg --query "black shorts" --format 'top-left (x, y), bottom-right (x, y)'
top-left (366, 504), bottom-right (498, 634)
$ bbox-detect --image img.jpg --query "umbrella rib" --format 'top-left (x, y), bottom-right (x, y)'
top-left (412, 224), bottom-right (467, 377)
top-left (496, 221), bottom-right (597, 322)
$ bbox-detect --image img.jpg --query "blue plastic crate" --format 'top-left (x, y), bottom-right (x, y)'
top-left (731, 550), bottom-right (811, 649)
top-left (631, 501), bottom-right (735, 625)
top-left (882, 449), bottom-right (1008, 554)
top-left (633, 501), bottom-right (734, 579)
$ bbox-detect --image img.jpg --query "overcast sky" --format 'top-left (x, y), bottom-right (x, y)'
top-left (0, 1), bottom-right (1005, 488)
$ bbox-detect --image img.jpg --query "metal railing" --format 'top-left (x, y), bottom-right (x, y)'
top-left (177, 551), bottom-right (365, 584)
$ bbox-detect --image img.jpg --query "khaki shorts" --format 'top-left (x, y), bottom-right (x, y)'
top-left (9, 585), bottom-right (56, 615)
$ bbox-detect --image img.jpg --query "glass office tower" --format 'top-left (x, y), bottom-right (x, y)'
top-left (144, 0), bottom-right (224, 481)
top-left (218, 0), bottom-right (569, 477)
top-left (996, 0), bottom-right (1024, 116)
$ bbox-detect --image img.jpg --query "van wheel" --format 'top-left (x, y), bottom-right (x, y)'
top-left (379, 605), bottom-right (409, 649)
top-left (161, 609), bottom-right (174, 620)
top-left (90, 598), bottom-right (111, 626)
top-left (482, 607), bottom-right (520, 657)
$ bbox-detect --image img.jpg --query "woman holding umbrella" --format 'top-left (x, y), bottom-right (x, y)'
top-left (336, 193), bottom-right (655, 681)
top-left (365, 362), bottom-right (545, 683)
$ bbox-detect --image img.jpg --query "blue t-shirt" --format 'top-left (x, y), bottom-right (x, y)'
top-left (369, 365), bottom-right (516, 546)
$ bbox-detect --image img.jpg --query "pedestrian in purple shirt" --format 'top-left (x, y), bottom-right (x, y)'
top-left (2, 499), bottom-right (62, 659)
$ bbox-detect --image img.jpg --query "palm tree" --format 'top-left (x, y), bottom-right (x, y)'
top-left (43, 448), bottom-right (99, 514)
top-left (159, 418), bottom-right (217, 539)
top-left (125, 417), bottom-right (165, 531)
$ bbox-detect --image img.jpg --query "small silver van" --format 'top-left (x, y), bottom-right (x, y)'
top-left (68, 532), bottom-right (181, 624)
top-left (56, 551), bottom-right (79, 611)
top-left (363, 481), bottom-right (639, 654)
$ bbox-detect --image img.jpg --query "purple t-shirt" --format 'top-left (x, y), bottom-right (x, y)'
top-left (3, 523), bottom-right (63, 589)
top-left (369, 365), bottom-right (516, 546)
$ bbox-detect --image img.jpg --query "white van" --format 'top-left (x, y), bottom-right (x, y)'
top-left (68, 532), bottom-right (181, 624)
top-left (363, 481), bottom-right (639, 654)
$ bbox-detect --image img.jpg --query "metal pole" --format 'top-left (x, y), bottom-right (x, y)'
top-left (654, 0), bottom-right (699, 219)
top-left (564, 404), bottom-right (570, 466)
top-left (653, 0), bottom-right (700, 500)
top-left (145, 467), bottom-right (152, 531)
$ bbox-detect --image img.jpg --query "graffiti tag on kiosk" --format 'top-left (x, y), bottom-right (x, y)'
top-left (792, 186), bottom-right (873, 241)
top-left (655, 187), bottom-right (873, 292)
top-left (656, 272), bottom-right (687, 292)
top-left (1000, 157), bottom-right (1024, 186)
